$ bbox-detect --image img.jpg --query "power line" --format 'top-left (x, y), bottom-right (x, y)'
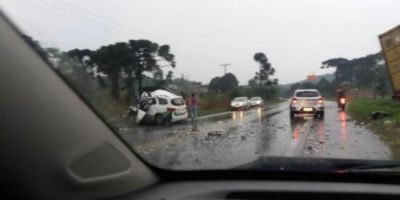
top-left (17, 0), bottom-right (227, 77)
top-left (53, 0), bottom-right (151, 39)
top-left (28, 0), bottom-right (138, 38)
top-left (18, 0), bottom-right (134, 40)
top-left (52, 0), bottom-right (224, 66)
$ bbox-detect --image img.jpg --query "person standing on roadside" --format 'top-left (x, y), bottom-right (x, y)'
top-left (190, 93), bottom-right (198, 131)
top-left (183, 93), bottom-right (190, 115)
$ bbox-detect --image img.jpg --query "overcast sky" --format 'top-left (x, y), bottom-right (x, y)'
top-left (1, 0), bottom-right (399, 84)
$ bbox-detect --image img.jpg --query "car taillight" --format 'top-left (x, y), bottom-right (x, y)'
top-left (318, 97), bottom-right (324, 104)
top-left (291, 98), bottom-right (297, 104)
top-left (167, 107), bottom-right (176, 112)
top-left (340, 98), bottom-right (346, 104)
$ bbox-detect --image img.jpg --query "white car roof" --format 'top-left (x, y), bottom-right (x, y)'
top-left (233, 97), bottom-right (248, 100)
top-left (294, 89), bottom-right (319, 92)
top-left (150, 89), bottom-right (181, 99)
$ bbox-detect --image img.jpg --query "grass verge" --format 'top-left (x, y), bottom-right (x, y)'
top-left (348, 98), bottom-right (400, 149)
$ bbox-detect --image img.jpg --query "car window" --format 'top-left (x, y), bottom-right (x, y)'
top-left (295, 91), bottom-right (320, 97)
top-left (171, 98), bottom-right (184, 106)
top-left (234, 97), bottom-right (247, 101)
top-left (158, 98), bottom-right (168, 105)
top-left (2, 0), bottom-right (400, 173)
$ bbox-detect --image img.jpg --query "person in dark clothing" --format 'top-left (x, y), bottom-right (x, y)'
top-left (337, 89), bottom-right (346, 107)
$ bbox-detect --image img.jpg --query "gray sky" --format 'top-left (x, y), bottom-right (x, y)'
top-left (1, 0), bottom-right (399, 84)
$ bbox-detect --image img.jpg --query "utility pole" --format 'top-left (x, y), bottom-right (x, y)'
top-left (220, 63), bottom-right (231, 75)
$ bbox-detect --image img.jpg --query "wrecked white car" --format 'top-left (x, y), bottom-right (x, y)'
top-left (129, 90), bottom-right (188, 125)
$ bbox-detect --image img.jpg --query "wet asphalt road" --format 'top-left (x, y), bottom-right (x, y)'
top-left (119, 101), bottom-right (392, 169)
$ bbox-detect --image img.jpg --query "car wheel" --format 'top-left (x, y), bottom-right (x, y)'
top-left (155, 114), bottom-right (164, 125)
top-left (317, 111), bottom-right (324, 119)
top-left (340, 104), bottom-right (346, 111)
top-left (290, 111), bottom-right (295, 118)
top-left (164, 113), bottom-right (173, 126)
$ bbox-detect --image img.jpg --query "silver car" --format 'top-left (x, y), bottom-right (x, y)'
top-left (250, 97), bottom-right (264, 107)
top-left (289, 89), bottom-right (324, 119)
top-left (231, 97), bottom-right (251, 110)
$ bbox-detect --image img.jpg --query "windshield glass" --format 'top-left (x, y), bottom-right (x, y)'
top-left (295, 91), bottom-right (320, 97)
top-left (171, 98), bottom-right (184, 106)
top-left (234, 97), bottom-right (247, 101)
top-left (2, 0), bottom-right (400, 171)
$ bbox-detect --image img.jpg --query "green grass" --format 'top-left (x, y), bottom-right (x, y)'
top-left (348, 98), bottom-right (400, 122)
top-left (348, 98), bottom-right (400, 149)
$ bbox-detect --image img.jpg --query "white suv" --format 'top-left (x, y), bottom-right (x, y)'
top-left (139, 90), bottom-right (188, 125)
top-left (289, 89), bottom-right (324, 119)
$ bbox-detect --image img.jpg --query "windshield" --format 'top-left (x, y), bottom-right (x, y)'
top-left (2, 0), bottom-right (400, 171)
top-left (295, 91), bottom-right (320, 98)
top-left (234, 97), bottom-right (247, 101)
top-left (171, 98), bottom-right (184, 106)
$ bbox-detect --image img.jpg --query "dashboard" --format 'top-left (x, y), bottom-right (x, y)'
top-left (125, 181), bottom-right (400, 200)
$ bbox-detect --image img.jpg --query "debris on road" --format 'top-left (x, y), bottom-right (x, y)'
top-left (122, 101), bottom-right (393, 169)
top-left (207, 130), bottom-right (223, 137)
top-left (370, 111), bottom-right (389, 120)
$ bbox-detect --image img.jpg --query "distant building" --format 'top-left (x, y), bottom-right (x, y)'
top-left (307, 74), bottom-right (317, 81)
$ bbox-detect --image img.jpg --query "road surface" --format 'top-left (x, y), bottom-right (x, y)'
top-left (119, 101), bottom-right (392, 169)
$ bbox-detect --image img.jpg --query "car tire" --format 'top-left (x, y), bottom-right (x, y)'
top-left (290, 111), bottom-right (295, 118)
top-left (319, 111), bottom-right (324, 119)
top-left (340, 104), bottom-right (346, 111)
top-left (164, 113), bottom-right (173, 126)
top-left (155, 114), bottom-right (164, 125)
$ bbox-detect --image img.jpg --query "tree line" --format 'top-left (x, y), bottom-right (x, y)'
top-left (67, 40), bottom-right (175, 100)
top-left (285, 78), bottom-right (335, 97)
top-left (284, 52), bottom-right (390, 98)
top-left (321, 52), bottom-right (390, 97)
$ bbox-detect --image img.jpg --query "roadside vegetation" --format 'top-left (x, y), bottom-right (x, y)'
top-left (348, 98), bottom-right (400, 148)
top-left (58, 61), bottom-right (128, 127)
top-left (24, 34), bottom-right (283, 123)
top-left (281, 52), bottom-right (391, 99)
